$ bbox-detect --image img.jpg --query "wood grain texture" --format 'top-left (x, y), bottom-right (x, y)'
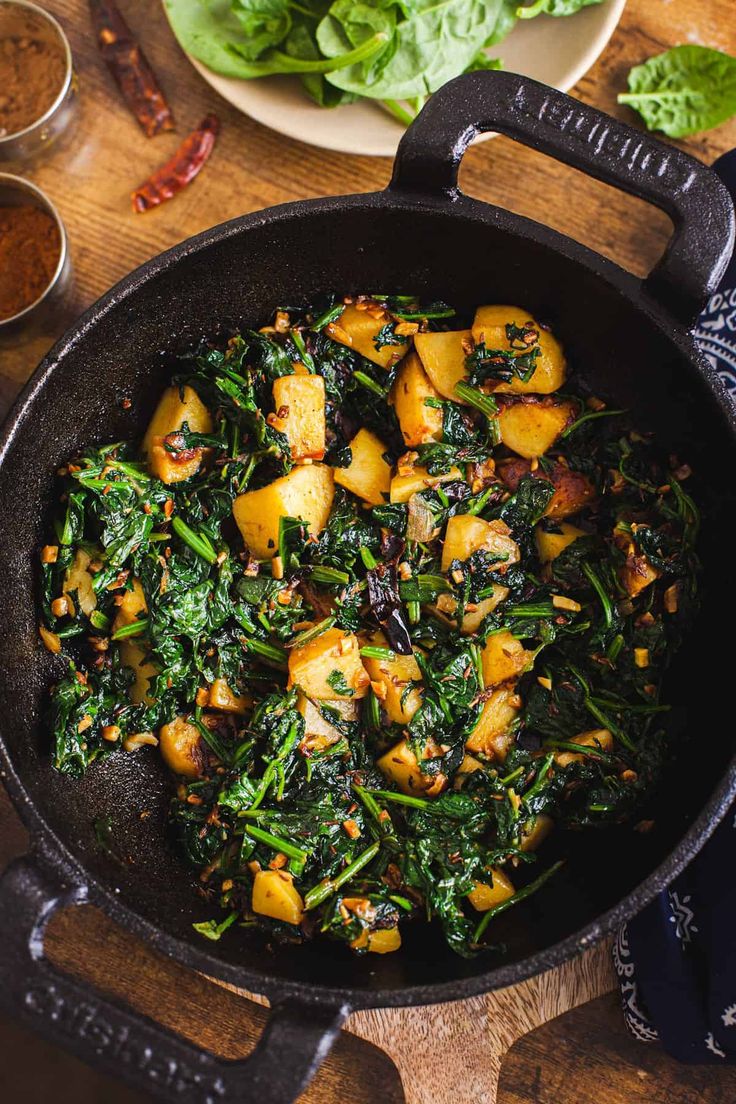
top-left (1, 2), bottom-right (736, 1101)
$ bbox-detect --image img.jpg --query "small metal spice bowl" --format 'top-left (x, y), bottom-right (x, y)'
top-left (0, 173), bottom-right (71, 339)
top-left (0, 1), bottom-right (76, 163)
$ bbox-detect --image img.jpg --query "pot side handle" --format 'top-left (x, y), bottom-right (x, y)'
top-left (0, 856), bottom-right (348, 1104)
top-left (389, 70), bottom-right (735, 328)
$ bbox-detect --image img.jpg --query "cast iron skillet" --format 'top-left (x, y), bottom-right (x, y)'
top-left (0, 71), bottom-right (735, 1103)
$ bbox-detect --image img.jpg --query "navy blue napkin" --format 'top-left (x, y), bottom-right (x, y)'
top-left (615, 149), bottom-right (736, 1064)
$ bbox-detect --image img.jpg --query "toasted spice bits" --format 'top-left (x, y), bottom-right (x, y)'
top-left (131, 114), bottom-right (220, 213)
top-left (39, 294), bottom-right (699, 959)
top-left (0, 25), bottom-right (66, 137)
top-left (0, 205), bottom-right (61, 320)
top-left (89, 0), bottom-right (173, 137)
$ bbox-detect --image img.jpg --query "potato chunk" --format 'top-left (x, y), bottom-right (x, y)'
top-left (112, 577), bottom-right (147, 632)
top-left (466, 686), bottom-right (520, 758)
top-left (471, 305), bottom-right (566, 394)
top-left (114, 580), bottom-right (156, 703)
top-left (467, 867), bottom-right (515, 911)
top-left (454, 754), bottom-right (485, 789)
top-left (233, 463), bottom-right (334, 560)
top-left (362, 631), bottom-right (423, 724)
top-left (252, 870), bottom-right (305, 925)
top-left (613, 526), bottom-right (661, 598)
top-left (63, 549), bottom-right (97, 617)
top-left (328, 303), bottom-right (408, 369)
top-left (498, 398), bottom-right (577, 459)
top-left (390, 351), bottom-right (444, 447)
top-left (482, 630), bottom-right (533, 688)
top-left (159, 715), bottom-right (205, 778)
top-left (535, 522), bottom-right (585, 563)
top-left (351, 927), bottom-right (402, 954)
top-left (390, 464), bottom-right (463, 504)
top-left (297, 694), bottom-right (358, 752)
top-left (334, 428), bottom-right (391, 506)
top-left (209, 678), bottom-right (251, 715)
top-left (554, 728), bottom-right (613, 767)
top-left (432, 585), bottom-right (509, 634)
top-left (142, 385), bottom-right (213, 484)
top-left (499, 459), bottom-right (595, 520)
top-left (377, 738), bottom-right (446, 796)
top-left (272, 374), bottom-right (326, 462)
top-left (288, 627), bottom-right (369, 700)
top-left (441, 514), bottom-right (520, 573)
top-left (520, 814), bottom-right (554, 852)
top-left (119, 639), bottom-right (157, 705)
top-left (414, 329), bottom-right (474, 402)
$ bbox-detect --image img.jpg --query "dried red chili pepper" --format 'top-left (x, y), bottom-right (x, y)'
top-left (90, 0), bottom-right (174, 138)
top-left (131, 114), bottom-right (220, 213)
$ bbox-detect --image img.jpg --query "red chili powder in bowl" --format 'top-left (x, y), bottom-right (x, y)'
top-left (0, 204), bottom-right (61, 320)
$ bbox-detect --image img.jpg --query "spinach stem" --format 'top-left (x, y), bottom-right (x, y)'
top-left (244, 824), bottom-right (308, 862)
top-left (111, 618), bottom-right (148, 641)
top-left (172, 516), bottom-right (218, 564)
top-left (304, 840), bottom-right (380, 910)
top-left (473, 860), bottom-right (565, 944)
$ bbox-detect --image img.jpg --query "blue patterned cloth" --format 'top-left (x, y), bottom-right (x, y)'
top-left (615, 149), bottom-right (736, 1064)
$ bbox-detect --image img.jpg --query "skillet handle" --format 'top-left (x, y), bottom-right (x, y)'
top-left (0, 856), bottom-right (348, 1104)
top-left (389, 70), bottom-right (735, 328)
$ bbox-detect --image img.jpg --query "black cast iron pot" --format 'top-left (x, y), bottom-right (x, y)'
top-left (1, 71), bottom-right (735, 1104)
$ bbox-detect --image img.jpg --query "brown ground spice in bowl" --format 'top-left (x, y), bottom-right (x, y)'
top-left (0, 32), bottom-right (67, 137)
top-left (0, 204), bottom-right (61, 319)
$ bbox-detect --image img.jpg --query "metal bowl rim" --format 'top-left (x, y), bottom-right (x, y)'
top-left (0, 0), bottom-right (74, 146)
top-left (0, 171), bottom-right (68, 327)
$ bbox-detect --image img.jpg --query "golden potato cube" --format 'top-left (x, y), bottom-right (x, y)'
top-left (233, 463), bottom-right (334, 560)
top-left (432, 585), bottom-right (509, 634)
top-left (142, 385), bottom-right (213, 484)
top-left (441, 514), bottom-right (520, 573)
top-left (328, 303), bottom-right (409, 369)
top-left (209, 678), bottom-right (251, 715)
top-left (390, 351), bottom-right (444, 447)
top-left (454, 753), bottom-right (484, 789)
top-left (460, 587), bottom-right (509, 633)
top-left (612, 525), bottom-right (661, 598)
top-left (535, 522), bottom-right (585, 564)
top-left (159, 715), bottom-right (204, 778)
top-left (377, 738), bottom-right (445, 796)
top-left (362, 631), bottom-right (423, 724)
top-left (297, 693), bottom-right (358, 751)
top-left (466, 687), bottom-right (520, 758)
top-left (112, 577), bottom-right (148, 632)
top-left (413, 329), bottom-right (474, 402)
top-left (390, 464), bottom-right (463, 504)
top-left (621, 555), bottom-right (660, 598)
top-left (482, 630), bottom-right (533, 688)
top-left (63, 549), bottom-right (97, 617)
top-left (471, 305), bottom-right (566, 394)
top-left (554, 728), bottom-right (613, 767)
top-left (272, 374), bottom-right (326, 462)
top-left (288, 627), bottom-right (369, 700)
top-left (334, 428), bottom-right (391, 506)
top-left (498, 399), bottom-right (576, 459)
top-left (252, 870), bottom-right (304, 925)
top-left (520, 813), bottom-right (554, 852)
top-left (499, 459), bottom-right (595, 521)
top-left (351, 926), bottom-right (402, 954)
top-left (467, 867), bottom-right (515, 911)
top-left (119, 639), bottom-right (158, 706)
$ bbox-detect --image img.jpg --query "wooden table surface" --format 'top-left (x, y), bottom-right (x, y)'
top-left (2, 1), bottom-right (736, 1101)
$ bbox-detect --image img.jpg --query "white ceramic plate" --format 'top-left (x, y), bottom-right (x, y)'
top-left (169, 0), bottom-right (626, 158)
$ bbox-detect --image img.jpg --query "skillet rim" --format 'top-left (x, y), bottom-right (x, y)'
top-left (2, 186), bottom-right (736, 1010)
